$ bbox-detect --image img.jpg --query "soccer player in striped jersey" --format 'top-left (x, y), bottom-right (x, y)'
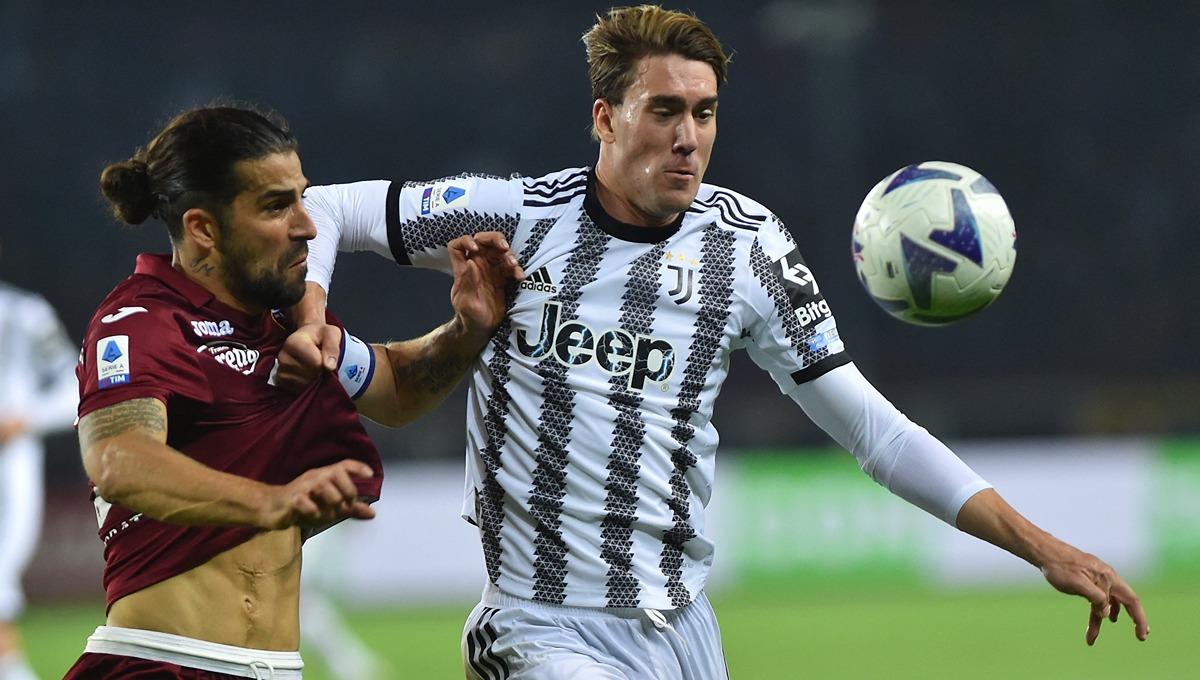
top-left (0, 272), bottom-right (78, 680)
top-left (289, 6), bottom-right (1148, 678)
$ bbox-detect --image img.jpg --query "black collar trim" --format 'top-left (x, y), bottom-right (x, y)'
top-left (583, 168), bottom-right (684, 243)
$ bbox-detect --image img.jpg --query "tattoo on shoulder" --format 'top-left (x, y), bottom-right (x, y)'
top-left (79, 398), bottom-right (167, 448)
top-left (189, 257), bottom-right (214, 275)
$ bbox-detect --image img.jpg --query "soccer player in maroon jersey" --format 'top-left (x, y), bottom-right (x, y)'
top-left (63, 105), bottom-right (522, 679)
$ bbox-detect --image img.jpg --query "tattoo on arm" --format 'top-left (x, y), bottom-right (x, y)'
top-left (189, 257), bottom-right (215, 276)
top-left (79, 398), bottom-right (167, 450)
top-left (392, 353), bottom-right (472, 396)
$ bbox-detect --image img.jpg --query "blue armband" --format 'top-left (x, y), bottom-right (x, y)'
top-left (337, 330), bottom-right (376, 400)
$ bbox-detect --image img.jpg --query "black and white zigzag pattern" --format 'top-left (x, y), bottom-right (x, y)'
top-left (528, 216), bottom-right (611, 604)
top-left (477, 217), bottom-right (557, 585)
top-left (748, 239), bottom-right (831, 373)
top-left (660, 223), bottom-right (736, 608)
top-left (600, 243), bottom-right (667, 608)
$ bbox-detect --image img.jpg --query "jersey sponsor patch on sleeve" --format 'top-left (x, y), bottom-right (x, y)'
top-left (96, 335), bottom-right (131, 389)
top-left (419, 180), bottom-right (473, 216)
top-left (769, 246), bottom-right (833, 328)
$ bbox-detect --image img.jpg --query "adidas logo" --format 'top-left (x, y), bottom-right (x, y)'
top-left (519, 267), bottom-right (558, 294)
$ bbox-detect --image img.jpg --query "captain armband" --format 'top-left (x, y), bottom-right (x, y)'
top-left (337, 330), bottom-right (376, 400)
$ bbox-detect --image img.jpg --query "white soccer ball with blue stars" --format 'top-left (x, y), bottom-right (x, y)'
top-left (851, 161), bottom-right (1017, 326)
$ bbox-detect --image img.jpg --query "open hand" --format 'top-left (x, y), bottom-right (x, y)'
top-left (1040, 545), bottom-right (1149, 645)
top-left (447, 232), bottom-right (525, 341)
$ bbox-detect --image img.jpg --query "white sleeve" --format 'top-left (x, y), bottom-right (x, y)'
top-left (788, 362), bottom-right (992, 526)
top-left (304, 175), bottom-right (522, 292)
top-left (24, 297), bottom-right (79, 435)
top-left (304, 181), bottom-right (393, 293)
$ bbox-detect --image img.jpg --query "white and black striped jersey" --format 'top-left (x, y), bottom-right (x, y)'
top-left (0, 282), bottom-right (78, 436)
top-left (305, 168), bottom-right (850, 610)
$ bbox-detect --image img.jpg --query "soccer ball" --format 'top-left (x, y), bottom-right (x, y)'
top-left (851, 161), bottom-right (1017, 326)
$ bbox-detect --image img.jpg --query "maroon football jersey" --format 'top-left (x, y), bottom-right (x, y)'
top-left (77, 253), bottom-right (383, 609)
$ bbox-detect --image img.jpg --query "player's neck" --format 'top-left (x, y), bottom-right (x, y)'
top-left (171, 250), bottom-right (264, 316)
top-left (593, 162), bottom-right (678, 228)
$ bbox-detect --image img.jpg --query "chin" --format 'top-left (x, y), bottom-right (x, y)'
top-left (660, 189), bottom-right (699, 215)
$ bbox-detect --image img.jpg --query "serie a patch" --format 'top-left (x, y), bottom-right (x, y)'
top-left (419, 180), bottom-right (473, 216)
top-left (97, 335), bottom-right (130, 389)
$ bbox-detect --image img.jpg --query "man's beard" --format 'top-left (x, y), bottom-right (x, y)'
top-left (222, 238), bottom-right (307, 311)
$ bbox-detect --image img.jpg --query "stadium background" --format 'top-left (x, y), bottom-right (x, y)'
top-left (2, 1), bottom-right (1196, 678)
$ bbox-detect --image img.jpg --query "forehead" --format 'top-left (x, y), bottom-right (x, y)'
top-left (627, 53), bottom-right (717, 101)
top-left (235, 151), bottom-right (305, 196)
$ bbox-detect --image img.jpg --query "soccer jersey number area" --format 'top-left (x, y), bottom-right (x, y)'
top-left (305, 168), bottom-right (849, 610)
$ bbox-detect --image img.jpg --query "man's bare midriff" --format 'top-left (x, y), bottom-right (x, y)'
top-left (106, 527), bottom-right (302, 650)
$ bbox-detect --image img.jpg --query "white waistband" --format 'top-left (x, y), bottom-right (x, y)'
top-left (84, 626), bottom-right (303, 679)
top-left (481, 582), bottom-right (685, 620)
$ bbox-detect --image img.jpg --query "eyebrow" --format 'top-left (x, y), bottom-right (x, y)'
top-left (257, 182), bottom-right (310, 204)
top-left (648, 95), bottom-right (719, 109)
top-left (258, 188), bottom-right (299, 204)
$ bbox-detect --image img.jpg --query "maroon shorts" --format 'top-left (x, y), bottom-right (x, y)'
top-left (63, 652), bottom-right (247, 679)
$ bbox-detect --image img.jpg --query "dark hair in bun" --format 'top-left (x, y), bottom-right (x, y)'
top-left (99, 104), bottom-right (298, 241)
top-left (99, 157), bottom-right (156, 225)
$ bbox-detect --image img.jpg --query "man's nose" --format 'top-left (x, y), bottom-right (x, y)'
top-left (674, 116), bottom-right (698, 154)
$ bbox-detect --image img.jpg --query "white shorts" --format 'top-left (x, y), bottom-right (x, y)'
top-left (0, 438), bottom-right (43, 621)
top-left (462, 584), bottom-right (728, 680)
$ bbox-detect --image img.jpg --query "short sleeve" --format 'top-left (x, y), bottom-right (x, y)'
top-left (78, 304), bottom-right (213, 419)
top-left (739, 216), bottom-right (851, 393)
top-left (383, 174), bottom-right (523, 272)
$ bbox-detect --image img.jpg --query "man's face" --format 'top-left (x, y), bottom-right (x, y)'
top-left (603, 53), bottom-right (718, 223)
top-left (216, 151), bottom-right (315, 311)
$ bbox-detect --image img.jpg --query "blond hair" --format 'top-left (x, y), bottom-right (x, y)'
top-left (582, 5), bottom-right (730, 133)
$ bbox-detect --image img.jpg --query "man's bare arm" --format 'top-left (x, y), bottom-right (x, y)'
top-left (80, 398), bottom-right (375, 529)
top-left (956, 488), bottom-right (1149, 645)
top-left (278, 232), bottom-right (523, 421)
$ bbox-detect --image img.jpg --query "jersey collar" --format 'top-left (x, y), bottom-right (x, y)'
top-left (133, 253), bottom-right (264, 324)
top-left (584, 168), bottom-right (684, 243)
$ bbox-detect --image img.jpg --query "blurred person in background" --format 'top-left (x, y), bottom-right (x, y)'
top-left (64, 104), bottom-right (520, 679)
top-left (0, 245), bottom-right (79, 680)
top-left (287, 5), bottom-right (1149, 678)
top-left (299, 525), bottom-right (389, 680)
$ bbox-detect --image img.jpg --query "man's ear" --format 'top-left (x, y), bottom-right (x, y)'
top-left (181, 207), bottom-right (221, 250)
top-left (593, 99), bottom-right (619, 144)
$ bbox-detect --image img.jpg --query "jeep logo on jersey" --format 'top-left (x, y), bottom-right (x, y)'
top-left (515, 301), bottom-right (675, 391)
top-left (196, 341), bottom-right (260, 376)
top-left (771, 247), bottom-right (832, 328)
top-left (190, 319), bottom-right (234, 337)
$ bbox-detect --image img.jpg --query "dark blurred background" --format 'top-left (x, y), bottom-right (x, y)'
top-left (2, 1), bottom-right (1197, 483)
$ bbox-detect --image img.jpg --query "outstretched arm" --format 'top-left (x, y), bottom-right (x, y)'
top-left (277, 232), bottom-right (523, 423)
top-left (956, 489), bottom-right (1149, 645)
top-left (79, 398), bottom-right (375, 529)
top-left (791, 363), bottom-right (1149, 645)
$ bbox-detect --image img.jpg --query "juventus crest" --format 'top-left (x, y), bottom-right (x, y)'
top-left (665, 251), bottom-right (698, 305)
